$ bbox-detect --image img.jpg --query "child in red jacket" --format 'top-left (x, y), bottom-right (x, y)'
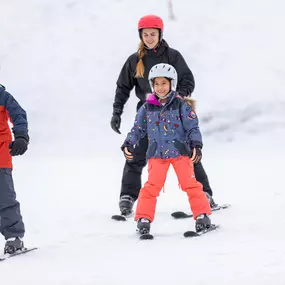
top-left (0, 84), bottom-right (29, 254)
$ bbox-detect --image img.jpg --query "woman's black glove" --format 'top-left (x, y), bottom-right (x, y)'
top-left (111, 113), bottom-right (121, 134)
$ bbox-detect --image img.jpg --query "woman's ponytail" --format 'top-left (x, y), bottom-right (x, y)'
top-left (135, 41), bottom-right (147, 78)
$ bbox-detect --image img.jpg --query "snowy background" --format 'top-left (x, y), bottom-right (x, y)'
top-left (1, 0), bottom-right (285, 284)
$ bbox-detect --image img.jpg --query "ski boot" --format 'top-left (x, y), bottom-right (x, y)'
top-left (205, 192), bottom-right (218, 209)
top-left (4, 237), bottom-right (24, 254)
top-left (137, 218), bottom-right (151, 234)
top-left (195, 214), bottom-right (211, 233)
top-left (119, 195), bottom-right (134, 217)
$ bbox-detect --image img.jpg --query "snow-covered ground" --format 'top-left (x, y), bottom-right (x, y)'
top-left (0, 0), bottom-right (284, 284)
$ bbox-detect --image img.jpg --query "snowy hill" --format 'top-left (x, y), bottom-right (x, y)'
top-left (1, 0), bottom-right (285, 284)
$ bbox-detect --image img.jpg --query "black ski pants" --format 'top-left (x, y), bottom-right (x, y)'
top-left (0, 168), bottom-right (25, 239)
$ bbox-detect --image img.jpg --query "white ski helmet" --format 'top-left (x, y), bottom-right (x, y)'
top-left (148, 63), bottom-right (178, 92)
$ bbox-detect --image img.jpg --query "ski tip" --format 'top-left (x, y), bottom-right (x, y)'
top-left (139, 234), bottom-right (154, 240)
top-left (184, 231), bottom-right (199, 238)
top-left (220, 204), bottom-right (231, 209)
top-left (21, 247), bottom-right (38, 254)
top-left (111, 215), bottom-right (127, 221)
top-left (24, 247), bottom-right (38, 251)
top-left (171, 211), bottom-right (192, 219)
top-left (212, 203), bottom-right (231, 211)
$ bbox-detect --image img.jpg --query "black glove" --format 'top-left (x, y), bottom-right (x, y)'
top-left (111, 113), bottom-right (121, 134)
top-left (9, 136), bottom-right (29, 156)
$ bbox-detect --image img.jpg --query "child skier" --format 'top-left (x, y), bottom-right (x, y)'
top-left (121, 63), bottom-right (212, 235)
top-left (0, 84), bottom-right (29, 254)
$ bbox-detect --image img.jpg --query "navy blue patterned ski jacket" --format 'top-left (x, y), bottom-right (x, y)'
top-left (124, 91), bottom-right (202, 159)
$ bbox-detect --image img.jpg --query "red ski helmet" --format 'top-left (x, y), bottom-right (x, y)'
top-left (138, 15), bottom-right (164, 40)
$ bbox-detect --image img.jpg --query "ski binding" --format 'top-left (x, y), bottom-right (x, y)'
top-left (184, 224), bottom-right (219, 238)
top-left (0, 247), bottom-right (38, 261)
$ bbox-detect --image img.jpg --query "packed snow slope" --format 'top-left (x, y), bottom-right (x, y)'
top-left (0, 0), bottom-right (284, 284)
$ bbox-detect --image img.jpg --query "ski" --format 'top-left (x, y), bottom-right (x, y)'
top-left (0, 247), bottom-right (38, 261)
top-left (139, 233), bottom-right (154, 240)
top-left (111, 214), bottom-right (127, 221)
top-left (139, 225), bottom-right (219, 240)
top-left (184, 224), bottom-right (219, 238)
top-left (111, 212), bottom-right (134, 221)
top-left (171, 204), bottom-right (231, 219)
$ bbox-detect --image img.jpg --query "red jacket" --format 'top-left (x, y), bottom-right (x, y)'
top-left (0, 85), bottom-right (29, 168)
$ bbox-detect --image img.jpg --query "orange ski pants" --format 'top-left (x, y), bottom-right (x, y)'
top-left (135, 156), bottom-right (212, 222)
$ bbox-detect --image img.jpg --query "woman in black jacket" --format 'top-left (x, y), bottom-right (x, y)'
top-left (111, 15), bottom-right (217, 216)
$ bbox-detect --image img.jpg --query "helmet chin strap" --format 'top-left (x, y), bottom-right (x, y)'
top-left (155, 91), bottom-right (172, 100)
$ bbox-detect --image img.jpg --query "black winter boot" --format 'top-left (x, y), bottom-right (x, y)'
top-left (205, 193), bottom-right (218, 209)
top-left (119, 195), bottom-right (134, 216)
top-left (4, 237), bottom-right (24, 254)
top-left (195, 214), bottom-right (211, 232)
top-left (137, 218), bottom-right (151, 234)
top-left (205, 192), bottom-right (219, 207)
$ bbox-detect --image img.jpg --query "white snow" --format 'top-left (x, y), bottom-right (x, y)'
top-left (0, 0), bottom-right (285, 284)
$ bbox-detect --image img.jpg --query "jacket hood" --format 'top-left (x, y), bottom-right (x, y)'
top-left (183, 97), bottom-right (196, 112)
